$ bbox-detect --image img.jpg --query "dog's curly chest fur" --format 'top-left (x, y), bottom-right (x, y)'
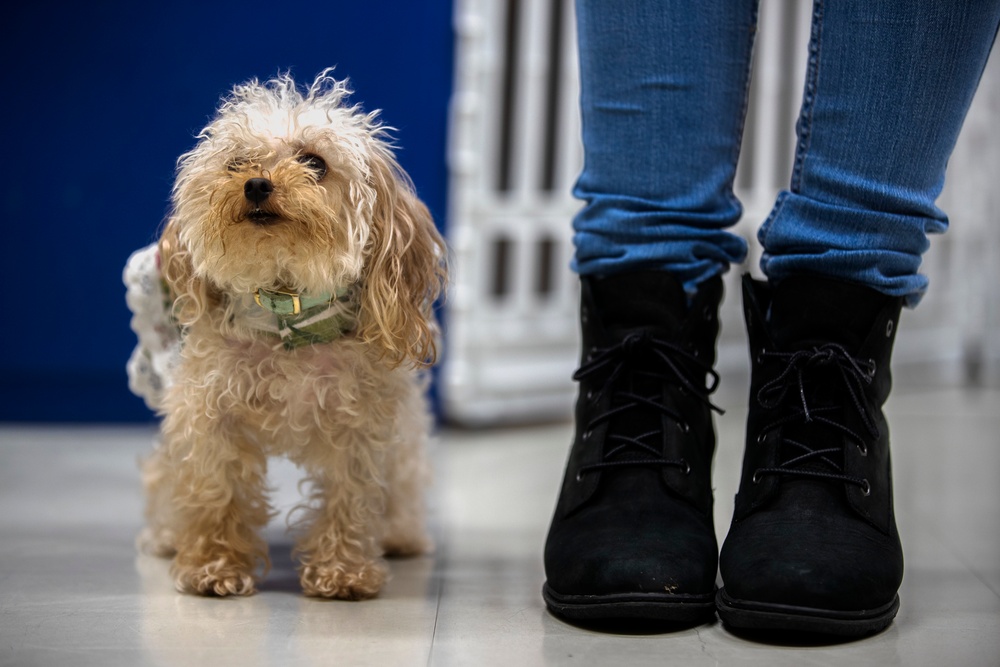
top-left (181, 329), bottom-right (411, 440)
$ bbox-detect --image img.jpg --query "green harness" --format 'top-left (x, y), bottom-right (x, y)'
top-left (253, 285), bottom-right (358, 350)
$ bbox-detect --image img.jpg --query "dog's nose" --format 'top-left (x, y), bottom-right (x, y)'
top-left (244, 177), bottom-right (274, 206)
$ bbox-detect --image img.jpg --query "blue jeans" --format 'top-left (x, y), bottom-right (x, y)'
top-left (572, 0), bottom-right (1000, 304)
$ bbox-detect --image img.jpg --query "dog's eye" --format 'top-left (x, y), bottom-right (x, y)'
top-left (296, 153), bottom-right (327, 180)
top-left (227, 157), bottom-right (250, 172)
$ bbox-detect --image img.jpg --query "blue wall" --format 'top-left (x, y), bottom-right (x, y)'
top-left (0, 1), bottom-right (454, 422)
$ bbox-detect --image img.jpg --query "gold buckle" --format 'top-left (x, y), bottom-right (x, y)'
top-left (254, 289), bottom-right (302, 315)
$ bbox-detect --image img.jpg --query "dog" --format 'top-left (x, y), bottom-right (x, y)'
top-left (127, 71), bottom-right (446, 599)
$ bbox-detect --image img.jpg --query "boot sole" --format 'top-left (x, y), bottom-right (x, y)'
top-left (715, 588), bottom-right (899, 637)
top-left (542, 582), bottom-right (716, 623)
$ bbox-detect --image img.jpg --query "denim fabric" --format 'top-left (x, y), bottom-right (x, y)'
top-left (572, 0), bottom-right (1000, 304)
top-left (572, 0), bottom-right (757, 293)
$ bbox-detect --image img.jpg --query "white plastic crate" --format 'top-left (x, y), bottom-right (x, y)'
top-left (442, 0), bottom-right (1000, 425)
top-left (443, 0), bottom-right (583, 425)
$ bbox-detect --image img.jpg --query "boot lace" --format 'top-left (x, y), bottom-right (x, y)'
top-left (573, 331), bottom-right (723, 480)
top-left (752, 343), bottom-right (877, 494)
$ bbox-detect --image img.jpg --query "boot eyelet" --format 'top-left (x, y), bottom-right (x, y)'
top-left (885, 319), bottom-right (894, 338)
top-left (867, 359), bottom-right (877, 377)
top-left (857, 443), bottom-right (868, 457)
top-left (575, 471), bottom-right (584, 483)
top-left (677, 421), bottom-right (690, 433)
top-left (702, 305), bottom-right (713, 321)
top-left (682, 460), bottom-right (691, 475)
top-left (756, 432), bottom-right (767, 445)
top-left (752, 469), bottom-right (763, 484)
top-left (860, 479), bottom-right (871, 496)
top-left (756, 349), bottom-right (767, 365)
top-left (582, 430), bottom-right (592, 442)
top-left (586, 390), bottom-right (594, 401)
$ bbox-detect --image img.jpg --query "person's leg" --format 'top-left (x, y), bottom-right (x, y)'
top-left (759, 0), bottom-right (1000, 305)
top-left (719, 0), bottom-right (1000, 636)
top-left (571, 0), bottom-right (754, 292)
top-left (544, 0), bottom-right (757, 623)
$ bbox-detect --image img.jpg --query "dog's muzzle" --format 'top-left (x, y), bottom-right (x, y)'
top-left (244, 177), bottom-right (279, 224)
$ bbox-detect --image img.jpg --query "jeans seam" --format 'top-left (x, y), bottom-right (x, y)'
top-left (758, 191), bottom-right (788, 277)
top-left (727, 0), bottom-right (762, 216)
top-left (791, 0), bottom-right (824, 194)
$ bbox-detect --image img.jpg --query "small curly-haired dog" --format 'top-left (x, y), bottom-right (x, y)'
top-left (134, 71), bottom-right (446, 599)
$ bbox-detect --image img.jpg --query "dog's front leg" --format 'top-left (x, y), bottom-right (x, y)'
top-left (161, 408), bottom-right (271, 597)
top-left (293, 432), bottom-right (390, 600)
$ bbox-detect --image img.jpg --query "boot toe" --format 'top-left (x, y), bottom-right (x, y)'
top-left (719, 512), bottom-right (902, 612)
top-left (545, 499), bottom-right (717, 598)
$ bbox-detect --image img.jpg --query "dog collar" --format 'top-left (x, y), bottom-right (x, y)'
top-left (253, 285), bottom-right (358, 350)
top-left (254, 288), bottom-right (336, 316)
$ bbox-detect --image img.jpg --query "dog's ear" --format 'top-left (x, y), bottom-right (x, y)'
top-left (159, 217), bottom-right (216, 326)
top-left (356, 150), bottom-right (447, 368)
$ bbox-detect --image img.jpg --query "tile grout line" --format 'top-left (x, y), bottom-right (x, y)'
top-left (425, 528), bottom-right (448, 667)
top-left (917, 513), bottom-right (1000, 600)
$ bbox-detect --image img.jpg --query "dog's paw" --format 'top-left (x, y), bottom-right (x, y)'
top-left (172, 561), bottom-right (257, 597)
top-left (137, 526), bottom-right (177, 558)
top-left (299, 560), bottom-right (388, 600)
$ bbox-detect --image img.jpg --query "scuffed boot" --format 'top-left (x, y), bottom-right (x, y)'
top-left (717, 274), bottom-right (905, 636)
top-left (543, 271), bottom-right (724, 623)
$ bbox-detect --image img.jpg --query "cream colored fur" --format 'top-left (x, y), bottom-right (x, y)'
top-left (137, 71), bottom-right (446, 599)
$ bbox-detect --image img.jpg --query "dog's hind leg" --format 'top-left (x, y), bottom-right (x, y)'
top-left (137, 441), bottom-right (179, 558)
top-left (381, 381), bottom-right (434, 557)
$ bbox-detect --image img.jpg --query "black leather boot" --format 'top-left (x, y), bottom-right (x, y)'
top-left (543, 271), bottom-right (724, 622)
top-left (717, 275), bottom-right (905, 636)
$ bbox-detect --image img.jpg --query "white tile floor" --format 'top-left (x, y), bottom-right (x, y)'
top-left (1, 385), bottom-right (998, 666)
